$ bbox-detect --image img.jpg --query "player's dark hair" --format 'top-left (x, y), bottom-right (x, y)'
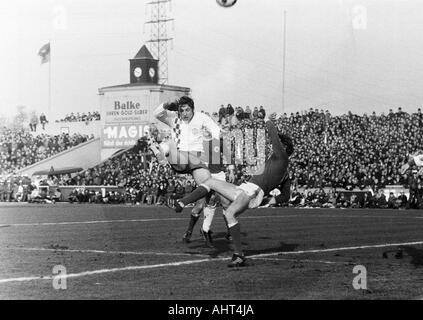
top-left (278, 133), bottom-right (294, 157)
top-left (178, 96), bottom-right (194, 110)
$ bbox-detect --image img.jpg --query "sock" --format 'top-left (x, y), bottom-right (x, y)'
top-left (222, 210), bottom-right (230, 232)
top-left (202, 207), bottom-right (215, 232)
top-left (229, 223), bottom-right (243, 256)
top-left (179, 185), bottom-right (210, 206)
top-left (187, 213), bottom-right (200, 233)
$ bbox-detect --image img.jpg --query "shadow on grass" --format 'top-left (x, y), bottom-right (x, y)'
top-left (244, 242), bottom-right (299, 256)
top-left (185, 229), bottom-right (299, 259)
top-left (399, 246), bottom-right (423, 267)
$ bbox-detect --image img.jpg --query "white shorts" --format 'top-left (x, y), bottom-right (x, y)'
top-left (211, 171), bottom-right (226, 182)
top-left (236, 182), bottom-right (264, 209)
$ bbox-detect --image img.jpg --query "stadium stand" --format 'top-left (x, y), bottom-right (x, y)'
top-left (0, 127), bottom-right (93, 175)
top-left (55, 111), bottom-right (100, 123)
top-left (1, 107), bottom-right (422, 208)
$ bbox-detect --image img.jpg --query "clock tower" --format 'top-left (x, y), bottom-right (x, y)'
top-left (129, 45), bottom-right (159, 84)
top-left (99, 43), bottom-right (191, 160)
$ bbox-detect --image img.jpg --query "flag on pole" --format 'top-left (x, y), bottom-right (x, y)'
top-left (38, 43), bottom-right (50, 64)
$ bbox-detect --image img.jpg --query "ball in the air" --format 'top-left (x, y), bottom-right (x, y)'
top-left (159, 141), bottom-right (170, 157)
top-left (216, 0), bottom-right (237, 8)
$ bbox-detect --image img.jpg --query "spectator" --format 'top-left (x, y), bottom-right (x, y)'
top-left (398, 191), bottom-right (408, 208)
top-left (226, 104), bottom-right (235, 124)
top-left (166, 180), bottom-right (176, 207)
top-left (336, 192), bottom-right (350, 208)
top-left (252, 106), bottom-right (259, 119)
top-left (375, 190), bottom-right (388, 208)
top-left (258, 106), bottom-right (266, 119)
top-left (361, 192), bottom-right (373, 208)
top-left (350, 193), bottom-right (360, 208)
top-left (30, 113), bottom-right (39, 132)
top-left (218, 105), bottom-right (226, 124)
top-left (387, 192), bottom-right (397, 209)
top-left (68, 188), bottom-right (79, 203)
top-left (49, 188), bottom-right (63, 203)
top-left (244, 106), bottom-right (252, 119)
top-left (235, 107), bottom-right (244, 122)
top-left (39, 113), bottom-right (48, 130)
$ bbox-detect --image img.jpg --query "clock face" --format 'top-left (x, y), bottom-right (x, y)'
top-left (149, 67), bottom-right (156, 78)
top-left (134, 67), bottom-right (142, 78)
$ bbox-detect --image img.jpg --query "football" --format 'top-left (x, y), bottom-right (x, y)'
top-left (216, 0), bottom-right (237, 8)
top-left (159, 141), bottom-right (170, 157)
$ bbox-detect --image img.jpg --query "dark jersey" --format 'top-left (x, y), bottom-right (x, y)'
top-left (249, 120), bottom-right (289, 195)
top-left (274, 172), bottom-right (291, 204)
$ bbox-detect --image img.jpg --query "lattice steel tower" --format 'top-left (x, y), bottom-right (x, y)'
top-left (145, 0), bottom-right (174, 85)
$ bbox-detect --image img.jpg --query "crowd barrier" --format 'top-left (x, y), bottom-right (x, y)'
top-left (47, 185), bottom-right (125, 200)
top-left (296, 186), bottom-right (410, 200)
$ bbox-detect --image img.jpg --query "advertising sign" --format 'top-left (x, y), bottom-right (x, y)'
top-left (102, 95), bottom-right (151, 124)
top-left (102, 124), bottom-right (149, 148)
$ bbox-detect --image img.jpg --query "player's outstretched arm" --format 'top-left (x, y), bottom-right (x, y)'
top-left (265, 117), bottom-right (287, 160)
top-left (152, 101), bottom-right (179, 128)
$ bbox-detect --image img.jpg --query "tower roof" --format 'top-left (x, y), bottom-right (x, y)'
top-left (133, 45), bottom-right (155, 60)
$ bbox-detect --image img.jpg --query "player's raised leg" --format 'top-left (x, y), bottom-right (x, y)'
top-left (177, 172), bottom-right (239, 209)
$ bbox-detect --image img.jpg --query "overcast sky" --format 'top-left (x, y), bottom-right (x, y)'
top-left (1, 0), bottom-right (423, 120)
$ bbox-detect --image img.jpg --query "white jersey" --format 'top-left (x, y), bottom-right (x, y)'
top-left (413, 154), bottom-right (423, 167)
top-left (153, 104), bottom-right (221, 152)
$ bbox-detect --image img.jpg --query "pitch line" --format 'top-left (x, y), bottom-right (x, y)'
top-left (1, 240), bottom-right (423, 284)
top-left (0, 217), bottom-right (187, 227)
top-left (1, 214), bottom-right (422, 228)
top-left (0, 258), bottom-right (227, 284)
top-left (249, 240), bottom-right (423, 259)
top-left (250, 257), bottom-right (348, 265)
top-left (0, 216), bottom-right (296, 227)
top-left (5, 247), bottom-right (210, 258)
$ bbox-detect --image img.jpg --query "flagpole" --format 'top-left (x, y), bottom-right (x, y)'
top-left (282, 10), bottom-right (287, 114)
top-left (48, 39), bottom-right (51, 115)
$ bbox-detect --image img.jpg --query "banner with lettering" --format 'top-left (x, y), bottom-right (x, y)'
top-left (101, 123), bottom-right (150, 148)
top-left (102, 94), bottom-right (151, 124)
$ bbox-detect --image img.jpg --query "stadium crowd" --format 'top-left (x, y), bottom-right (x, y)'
top-left (0, 127), bottom-right (94, 175)
top-left (1, 105), bottom-right (422, 209)
top-left (55, 111), bottom-right (101, 123)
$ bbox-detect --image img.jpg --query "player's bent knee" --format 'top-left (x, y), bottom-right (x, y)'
top-left (219, 195), bottom-right (231, 209)
top-left (223, 210), bottom-right (237, 227)
top-left (192, 169), bottom-right (212, 185)
top-left (191, 207), bottom-right (202, 215)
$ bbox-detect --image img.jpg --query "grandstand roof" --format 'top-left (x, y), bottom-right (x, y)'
top-left (32, 167), bottom-right (83, 176)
